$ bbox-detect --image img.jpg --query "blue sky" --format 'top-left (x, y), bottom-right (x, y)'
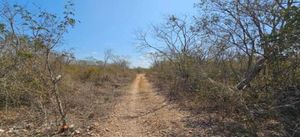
top-left (9, 0), bottom-right (197, 68)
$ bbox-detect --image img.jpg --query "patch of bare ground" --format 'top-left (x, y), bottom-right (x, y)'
top-left (97, 74), bottom-right (194, 137)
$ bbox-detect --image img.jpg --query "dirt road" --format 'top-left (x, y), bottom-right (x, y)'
top-left (99, 74), bottom-right (190, 137)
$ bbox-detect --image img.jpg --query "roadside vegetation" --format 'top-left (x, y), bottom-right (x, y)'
top-left (1, 0), bottom-right (299, 137)
top-left (139, 0), bottom-right (300, 136)
top-left (0, 1), bottom-right (134, 136)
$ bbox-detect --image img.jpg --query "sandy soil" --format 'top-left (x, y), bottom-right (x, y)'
top-left (98, 74), bottom-right (191, 137)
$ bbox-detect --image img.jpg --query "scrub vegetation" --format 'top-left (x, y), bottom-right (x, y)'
top-left (140, 0), bottom-right (300, 136)
top-left (0, 0), bottom-right (299, 137)
top-left (0, 1), bottom-right (134, 136)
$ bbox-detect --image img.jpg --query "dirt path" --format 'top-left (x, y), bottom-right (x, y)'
top-left (99, 74), bottom-right (190, 137)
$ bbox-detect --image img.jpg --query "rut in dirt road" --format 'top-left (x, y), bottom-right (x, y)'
top-left (100, 74), bottom-right (191, 137)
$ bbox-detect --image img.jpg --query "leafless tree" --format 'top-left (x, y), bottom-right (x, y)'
top-left (196, 0), bottom-right (299, 89)
top-left (137, 16), bottom-right (207, 81)
top-left (103, 49), bottom-right (113, 67)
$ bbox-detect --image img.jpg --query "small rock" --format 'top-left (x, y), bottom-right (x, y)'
top-left (8, 128), bottom-right (14, 133)
top-left (86, 125), bottom-right (94, 132)
top-left (0, 129), bottom-right (5, 133)
top-left (21, 129), bottom-right (28, 133)
top-left (69, 124), bottom-right (75, 128)
top-left (87, 132), bottom-right (95, 136)
top-left (93, 122), bottom-right (99, 127)
top-left (105, 128), bottom-right (110, 132)
top-left (74, 130), bottom-right (80, 134)
top-left (69, 124), bottom-right (75, 131)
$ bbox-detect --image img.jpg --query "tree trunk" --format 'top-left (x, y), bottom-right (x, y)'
top-left (45, 50), bottom-right (68, 132)
top-left (237, 57), bottom-right (266, 90)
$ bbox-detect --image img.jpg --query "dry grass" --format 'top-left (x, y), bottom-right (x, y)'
top-left (0, 64), bottom-right (135, 137)
top-left (147, 73), bottom-right (285, 137)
